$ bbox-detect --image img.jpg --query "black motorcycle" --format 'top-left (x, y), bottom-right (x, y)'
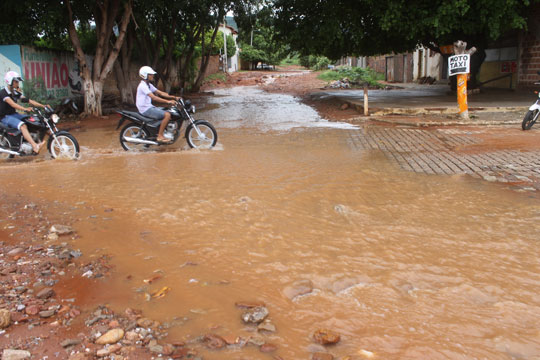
top-left (522, 70), bottom-right (540, 130)
top-left (116, 98), bottom-right (217, 151)
top-left (0, 105), bottom-right (80, 160)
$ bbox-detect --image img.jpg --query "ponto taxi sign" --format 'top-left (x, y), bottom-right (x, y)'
top-left (448, 54), bottom-right (470, 76)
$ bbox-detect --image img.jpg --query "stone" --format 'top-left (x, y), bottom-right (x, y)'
top-left (149, 344), bottom-right (164, 354)
top-left (313, 329), bottom-right (341, 345)
top-left (125, 331), bottom-right (140, 342)
top-left (2, 349), bottom-right (32, 360)
top-left (68, 354), bottom-right (87, 360)
top-left (161, 344), bottom-right (176, 356)
top-left (7, 248), bottom-right (24, 256)
top-left (36, 287), bottom-right (55, 299)
top-left (241, 306), bottom-right (269, 324)
top-left (235, 301), bottom-right (266, 309)
top-left (340, 103), bottom-right (350, 110)
top-left (95, 328), bottom-right (125, 345)
top-left (39, 310), bottom-right (56, 318)
top-left (0, 309), bottom-right (11, 328)
top-left (283, 280), bottom-right (313, 299)
top-left (257, 320), bottom-right (276, 333)
top-left (50, 224), bottom-right (74, 235)
top-left (312, 352), bottom-right (334, 360)
top-left (203, 334), bottom-right (227, 349)
top-left (260, 343), bottom-right (278, 353)
top-left (248, 335), bottom-right (266, 346)
top-left (61, 339), bottom-right (82, 348)
top-left (136, 317), bottom-right (154, 328)
top-left (25, 305), bottom-right (40, 315)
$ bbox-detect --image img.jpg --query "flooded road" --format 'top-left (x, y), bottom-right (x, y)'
top-left (1, 86), bottom-right (540, 359)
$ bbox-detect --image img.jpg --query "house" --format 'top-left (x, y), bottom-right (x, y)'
top-left (219, 16), bottom-right (240, 73)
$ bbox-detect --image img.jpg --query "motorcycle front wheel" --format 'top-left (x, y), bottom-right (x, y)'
top-left (120, 124), bottom-right (150, 151)
top-left (522, 109), bottom-right (539, 130)
top-left (0, 135), bottom-right (13, 159)
top-left (48, 133), bottom-right (80, 159)
top-left (185, 121), bottom-right (217, 149)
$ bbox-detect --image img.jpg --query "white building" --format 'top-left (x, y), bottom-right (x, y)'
top-left (219, 17), bottom-right (240, 73)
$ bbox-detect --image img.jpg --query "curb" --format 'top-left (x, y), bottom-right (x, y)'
top-left (365, 117), bottom-right (523, 127)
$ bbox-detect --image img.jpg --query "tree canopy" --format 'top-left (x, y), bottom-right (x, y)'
top-left (273, 0), bottom-right (538, 58)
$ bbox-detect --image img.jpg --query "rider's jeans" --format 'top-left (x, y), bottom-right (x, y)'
top-left (142, 107), bottom-right (166, 120)
top-left (1, 113), bottom-right (25, 130)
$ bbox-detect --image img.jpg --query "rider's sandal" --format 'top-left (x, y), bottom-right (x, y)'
top-left (156, 138), bottom-right (172, 144)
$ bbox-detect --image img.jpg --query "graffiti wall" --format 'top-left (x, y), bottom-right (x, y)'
top-left (20, 46), bottom-right (91, 99)
top-left (0, 45), bottom-right (23, 83)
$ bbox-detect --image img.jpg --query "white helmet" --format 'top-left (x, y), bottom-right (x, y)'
top-left (4, 71), bottom-right (23, 86)
top-left (139, 66), bottom-right (157, 80)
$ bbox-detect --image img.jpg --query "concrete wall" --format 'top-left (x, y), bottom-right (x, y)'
top-left (413, 48), bottom-right (443, 81)
top-left (478, 47), bottom-right (518, 89)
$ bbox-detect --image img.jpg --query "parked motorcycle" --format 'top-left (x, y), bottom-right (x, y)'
top-left (116, 98), bottom-right (217, 151)
top-left (0, 106), bottom-right (80, 160)
top-left (522, 70), bottom-right (540, 130)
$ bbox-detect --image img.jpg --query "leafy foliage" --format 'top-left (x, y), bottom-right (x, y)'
top-left (318, 67), bottom-right (384, 87)
top-left (299, 55), bottom-right (331, 70)
top-left (273, 0), bottom-right (538, 58)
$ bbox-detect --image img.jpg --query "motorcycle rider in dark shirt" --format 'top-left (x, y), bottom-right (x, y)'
top-left (0, 71), bottom-right (49, 153)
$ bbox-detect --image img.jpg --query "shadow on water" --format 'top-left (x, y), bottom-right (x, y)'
top-left (0, 87), bottom-right (539, 359)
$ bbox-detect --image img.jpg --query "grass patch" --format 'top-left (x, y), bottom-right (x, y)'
top-left (281, 54), bottom-right (300, 66)
top-left (318, 66), bottom-right (384, 87)
top-left (203, 72), bottom-right (227, 84)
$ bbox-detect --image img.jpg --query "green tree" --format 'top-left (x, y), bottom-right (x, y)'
top-left (274, 0), bottom-right (538, 86)
top-left (66, 0), bottom-right (133, 116)
top-left (236, 3), bottom-right (288, 69)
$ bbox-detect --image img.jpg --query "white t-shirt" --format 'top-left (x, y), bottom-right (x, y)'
top-left (136, 81), bottom-right (157, 114)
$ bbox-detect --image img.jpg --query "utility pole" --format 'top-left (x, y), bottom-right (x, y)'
top-left (223, 16), bottom-right (228, 73)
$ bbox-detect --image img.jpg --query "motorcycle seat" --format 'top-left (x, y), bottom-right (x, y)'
top-left (120, 110), bottom-right (157, 123)
top-left (0, 122), bottom-right (21, 136)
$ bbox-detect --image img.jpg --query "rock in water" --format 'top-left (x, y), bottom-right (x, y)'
top-left (313, 329), bottom-right (341, 345)
top-left (0, 309), bottom-right (11, 328)
top-left (241, 306), bottom-right (269, 324)
top-left (95, 329), bottom-right (124, 345)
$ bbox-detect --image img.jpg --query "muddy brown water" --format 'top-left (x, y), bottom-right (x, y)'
top-left (1, 87), bottom-right (539, 359)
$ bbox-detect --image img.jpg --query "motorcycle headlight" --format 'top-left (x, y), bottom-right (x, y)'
top-left (191, 105), bottom-right (196, 114)
top-left (51, 114), bottom-right (60, 123)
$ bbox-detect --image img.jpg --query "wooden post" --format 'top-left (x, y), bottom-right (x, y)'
top-left (363, 84), bottom-right (369, 116)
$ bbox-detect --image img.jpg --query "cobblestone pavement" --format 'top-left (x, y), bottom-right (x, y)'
top-left (347, 127), bottom-right (540, 191)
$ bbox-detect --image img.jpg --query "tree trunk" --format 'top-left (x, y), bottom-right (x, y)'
top-left (114, 28), bottom-right (134, 105)
top-left (114, 61), bottom-right (133, 105)
top-left (83, 79), bottom-right (102, 115)
top-left (66, 0), bottom-right (132, 116)
top-left (192, 20), bottom-right (221, 93)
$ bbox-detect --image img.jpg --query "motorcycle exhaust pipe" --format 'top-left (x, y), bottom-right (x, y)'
top-left (0, 148), bottom-right (20, 156)
top-left (123, 137), bottom-right (159, 145)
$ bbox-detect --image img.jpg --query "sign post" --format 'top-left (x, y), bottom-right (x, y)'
top-left (449, 41), bottom-right (476, 119)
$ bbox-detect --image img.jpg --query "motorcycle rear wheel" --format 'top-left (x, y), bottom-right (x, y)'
top-left (522, 109), bottom-right (539, 130)
top-left (185, 121), bottom-right (217, 149)
top-left (0, 135), bottom-right (13, 159)
top-left (48, 133), bottom-right (80, 159)
top-left (120, 124), bottom-right (150, 151)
